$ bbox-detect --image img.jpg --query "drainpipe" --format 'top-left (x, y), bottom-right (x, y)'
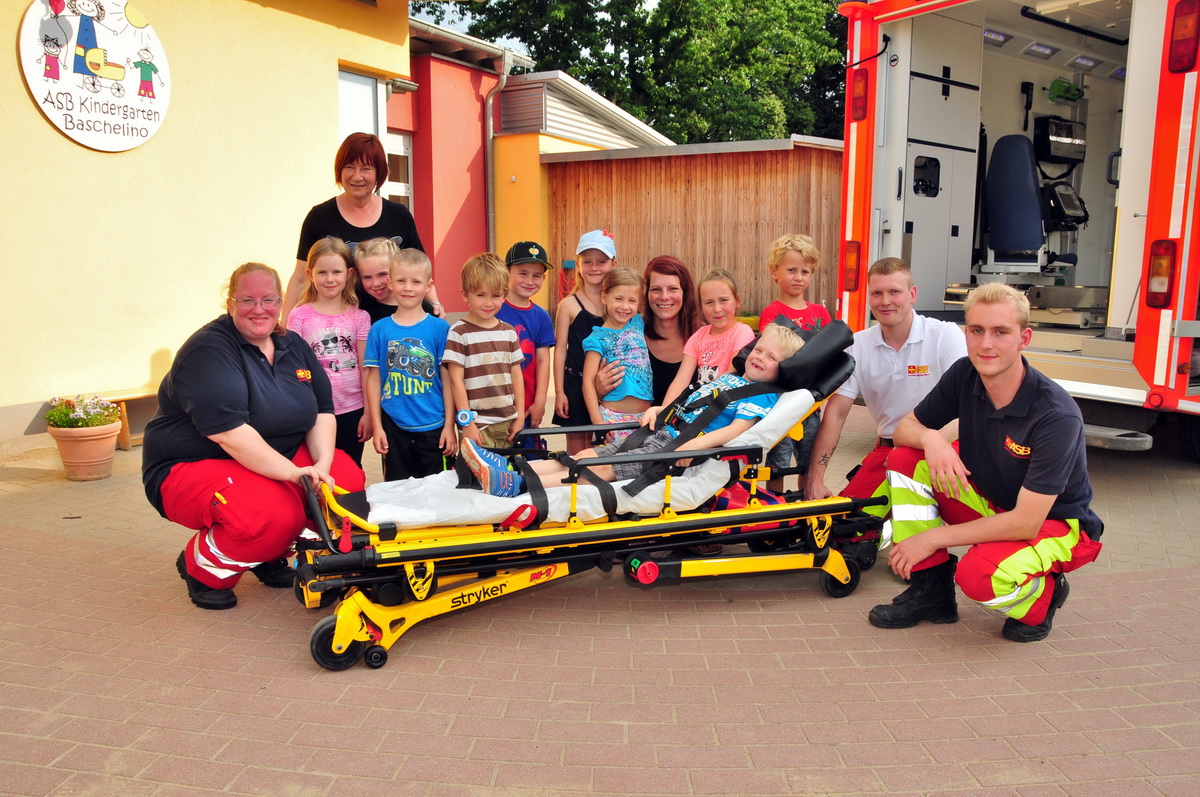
top-left (484, 50), bottom-right (512, 251)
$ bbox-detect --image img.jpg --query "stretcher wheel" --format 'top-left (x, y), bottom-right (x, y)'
top-left (310, 616), bottom-right (365, 671)
top-left (364, 645), bottom-right (388, 669)
top-left (849, 541), bottom-right (877, 571)
top-left (819, 559), bottom-right (860, 598)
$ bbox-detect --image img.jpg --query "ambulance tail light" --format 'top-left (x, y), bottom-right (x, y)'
top-left (1146, 240), bottom-right (1177, 309)
top-left (843, 241), bottom-right (862, 292)
top-left (1169, 0), bottom-right (1200, 73)
top-left (850, 69), bottom-right (869, 121)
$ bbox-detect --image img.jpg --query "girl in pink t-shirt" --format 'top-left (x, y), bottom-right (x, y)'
top-left (657, 268), bottom-right (755, 409)
top-left (287, 238), bottom-right (372, 465)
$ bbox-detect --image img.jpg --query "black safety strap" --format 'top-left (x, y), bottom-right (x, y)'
top-left (621, 380), bottom-right (784, 496)
top-left (576, 464), bottom-right (619, 520)
top-left (454, 454), bottom-right (476, 489)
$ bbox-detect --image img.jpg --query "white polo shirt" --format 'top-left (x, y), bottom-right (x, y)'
top-left (836, 313), bottom-right (967, 437)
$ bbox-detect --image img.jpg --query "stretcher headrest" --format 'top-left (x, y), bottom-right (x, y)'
top-left (734, 318), bottom-right (854, 398)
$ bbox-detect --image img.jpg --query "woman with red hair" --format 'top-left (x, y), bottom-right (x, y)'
top-left (285, 132), bottom-right (444, 321)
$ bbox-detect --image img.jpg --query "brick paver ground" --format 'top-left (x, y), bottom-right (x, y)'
top-left (1, 405), bottom-right (1198, 795)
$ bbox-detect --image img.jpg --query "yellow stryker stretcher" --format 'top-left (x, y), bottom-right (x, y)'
top-left (298, 321), bottom-right (887, 671)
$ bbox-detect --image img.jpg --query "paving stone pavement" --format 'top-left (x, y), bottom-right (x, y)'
top-left (1, 405), bottom-right (1198, 796)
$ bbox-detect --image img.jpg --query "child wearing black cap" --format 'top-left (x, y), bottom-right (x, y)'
top-left (496, 242), bottom-right (556, 439)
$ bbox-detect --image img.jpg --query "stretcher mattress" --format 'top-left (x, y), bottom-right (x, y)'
top-left (365, 389), bottom-right (816, 529)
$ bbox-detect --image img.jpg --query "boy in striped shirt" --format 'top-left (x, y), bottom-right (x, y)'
top-left (444, 253), bottom-right (525, 449)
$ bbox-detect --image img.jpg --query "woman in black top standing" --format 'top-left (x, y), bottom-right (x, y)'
top-left (285, 132), bottom-right (444, 322)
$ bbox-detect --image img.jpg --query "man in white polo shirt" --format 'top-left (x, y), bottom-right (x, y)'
top-left (805, 258), bottom-right (967, 538)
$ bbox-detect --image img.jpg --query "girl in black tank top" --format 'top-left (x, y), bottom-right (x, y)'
top-left (552, 295), bottom-right (602, 426)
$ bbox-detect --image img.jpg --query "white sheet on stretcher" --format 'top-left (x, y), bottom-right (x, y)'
top-left (365, 389), bottom-right (816, 528)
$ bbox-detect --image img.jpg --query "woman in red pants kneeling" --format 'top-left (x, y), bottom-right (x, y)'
top-left (142, 263), bottom-right (365, 609)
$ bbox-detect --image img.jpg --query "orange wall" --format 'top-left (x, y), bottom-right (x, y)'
top-left (404, 56), bottom-right (500, 311)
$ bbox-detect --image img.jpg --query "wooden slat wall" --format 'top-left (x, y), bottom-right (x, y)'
top-left (546, 147), bottom-right (842, 320)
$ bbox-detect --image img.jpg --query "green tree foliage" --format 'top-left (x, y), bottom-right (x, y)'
top-left (411, 0), bottom-right (845, 144)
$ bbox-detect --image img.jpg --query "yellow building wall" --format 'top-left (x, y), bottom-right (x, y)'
top-left (493, 132), bottom-right (602, 309)
top-left (0, 0), bottom-right (411, 454)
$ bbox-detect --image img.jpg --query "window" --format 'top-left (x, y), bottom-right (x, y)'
top-left (338, 70), bottom-right (413, 210)
top-left (337, 70), bottom-right (382, 142)
top-left (383, 132), bottom-right (413, 208)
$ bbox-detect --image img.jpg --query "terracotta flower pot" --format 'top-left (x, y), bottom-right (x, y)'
top-left (47, 421), bottom-right (122, 481)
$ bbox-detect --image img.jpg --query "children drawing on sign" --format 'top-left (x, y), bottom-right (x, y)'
top-left (38, 35), bottom-right (64, 82)
top-left (128, 48), bottom-right (162, 99)
top-left (66, 0), bottom-right (107, 87)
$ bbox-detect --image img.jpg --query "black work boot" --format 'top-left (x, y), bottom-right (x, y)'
top-left (176, 552), bottom-right (237, 610)
top-left (251, 558), bottom-right (296, 588)
top-left (1003, 572), bottom-right (1069, 643)
top-left (869, 554), bottom-right (959, 629)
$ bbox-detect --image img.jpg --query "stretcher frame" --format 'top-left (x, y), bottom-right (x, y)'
top-left (299, 438), bottom-right (884, 671)
top-left (299, 320), bottom-right (887, 670)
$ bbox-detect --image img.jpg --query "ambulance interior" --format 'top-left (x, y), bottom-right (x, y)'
top-left (879, 0), bottom-right (1144, 330)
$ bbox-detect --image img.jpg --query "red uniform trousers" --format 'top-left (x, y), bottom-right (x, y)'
top-left (161, 445), bottom-right (365, 588)
top-left (884, 446), bottom-right (1101, 625)
top-left (840, 443), bottom-right (891, 514)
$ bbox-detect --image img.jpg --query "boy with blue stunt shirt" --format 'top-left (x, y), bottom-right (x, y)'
top-left (460, 323), bottom-right (803, 496)
top-left (364, 248), bottom-right (455, 481)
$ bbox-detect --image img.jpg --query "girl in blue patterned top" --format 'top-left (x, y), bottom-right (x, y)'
top-left (581, 268), bottom-right (654, 442)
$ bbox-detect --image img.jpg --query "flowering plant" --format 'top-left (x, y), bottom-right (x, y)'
top-left (45, 395), bottom-right (121, 428)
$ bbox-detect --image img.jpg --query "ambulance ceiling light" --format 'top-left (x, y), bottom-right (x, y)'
top-left (1108, 65), bottom-right (1126, 81)
top-left (983, 29), bottom-right (1014, 47)
top-left (1068, 54), bottom-right (1100, 72)
top-left (1023, 42), bottom-right (1060, 60)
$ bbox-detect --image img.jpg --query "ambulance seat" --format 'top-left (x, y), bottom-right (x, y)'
top-left (983, 134), bottom-right (1077, 274)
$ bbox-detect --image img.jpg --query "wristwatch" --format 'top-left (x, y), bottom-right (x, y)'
top-left (456, 410), bottom-right (478, 427)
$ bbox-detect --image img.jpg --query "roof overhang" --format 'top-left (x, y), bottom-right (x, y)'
top-left (409, 18), bottom-right (536, 72)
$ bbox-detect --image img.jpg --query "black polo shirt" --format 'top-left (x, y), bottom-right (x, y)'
top-left (142, 314), bottom-right (334, 516)
top-left (913, 356), bottom-right (1102, 536)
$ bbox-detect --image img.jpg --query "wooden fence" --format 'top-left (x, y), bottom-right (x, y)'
top-left (544, 139), bottom-right (843, 321)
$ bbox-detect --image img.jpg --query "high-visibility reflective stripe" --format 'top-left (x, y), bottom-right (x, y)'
top-left (1156, 310), bottom-right (1173, 387)
top-left (892, 504), bottom-right (941, 522)
top-left (888, 471), bottom-right (935, 500)
top-left (981, 575), bottom-right (1042, 613)
top-left (985, 519), bottom-right (1081, 620)
top-left (1170, 71), bottom-right (1197, 239)
top-left (196, 530), bottom-right (256, 580)
top-left (879, 519), bottom-right (894, 549)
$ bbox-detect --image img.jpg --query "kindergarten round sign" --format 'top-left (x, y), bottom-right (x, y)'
top-left (17, 0), bottom-right (170, 152)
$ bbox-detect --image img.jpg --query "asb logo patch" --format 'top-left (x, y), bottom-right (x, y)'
top-left (295, 369), bottom-right (312, 382)
top-left (1004, 435), bottom-right (1031, 458)
top-left (907, 364), bottom-right (930, 376)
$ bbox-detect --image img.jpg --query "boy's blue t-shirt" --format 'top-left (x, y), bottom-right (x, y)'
top-left (364, 314), bottom-right (450, 432)
top-left (667, 373), bottom-right (779, 438)
top-left (496, 300), bottom-right (555, 410)
top-left (581, 314), bottom-right (653, 402)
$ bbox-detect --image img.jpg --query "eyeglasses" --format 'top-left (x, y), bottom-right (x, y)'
top-left (232, 297), bottom-right (282, 309)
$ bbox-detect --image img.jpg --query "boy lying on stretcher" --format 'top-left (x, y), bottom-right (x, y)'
top-left (459, 323), bottom-right (805, 497)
